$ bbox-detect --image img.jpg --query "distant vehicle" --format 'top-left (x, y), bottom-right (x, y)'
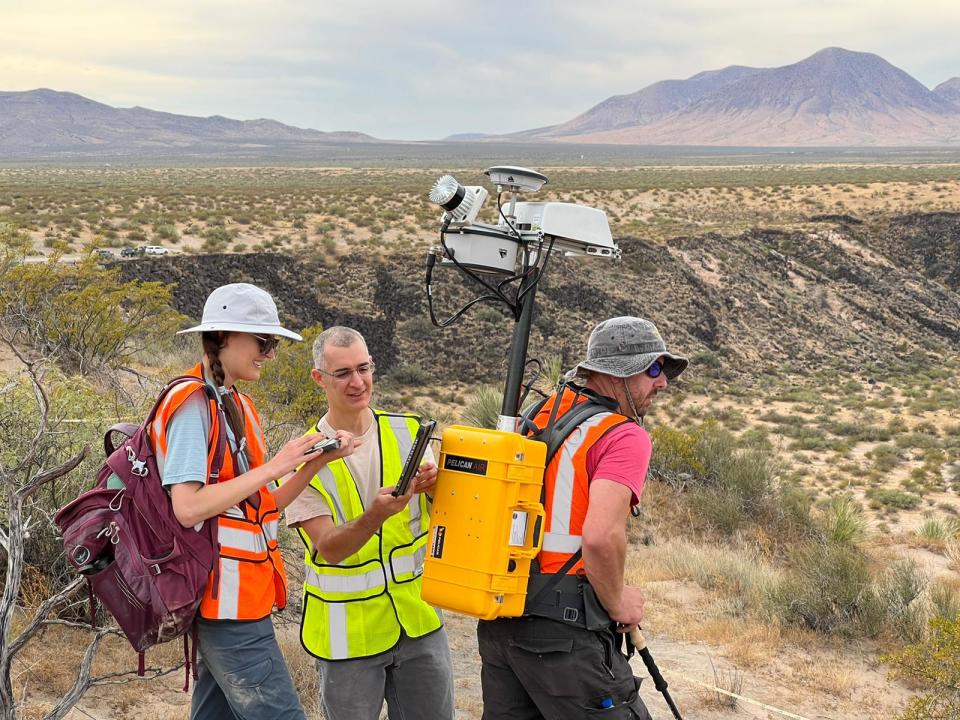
top-left (120, 246), bottom-right (144, 257)
top-left (93, 249), bottom-right (115, 259)
top-left (143, 245), bottom-right (169, 256)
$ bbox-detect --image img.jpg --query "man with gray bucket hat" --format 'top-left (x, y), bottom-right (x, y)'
top-left (478, 316), bottom-right (687, 719)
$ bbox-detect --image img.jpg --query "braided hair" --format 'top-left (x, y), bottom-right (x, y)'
top-left (202, 331), bottom-right (247, 443)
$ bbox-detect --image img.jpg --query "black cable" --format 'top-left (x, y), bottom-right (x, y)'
top-left (517, 358), bottom-right (544, 409)
top-left (497, 190), bottom-right (522, 241)
top-left (426, 220), bottom-right (515, 327)
top-left (439, 224), bottom-right (516, 310)
top-left (516, 236), bottom-right (555, 308)
top-left (424, 197), bottom-right (554, 328)
top-left (426, 249), bottom-right (504, 328)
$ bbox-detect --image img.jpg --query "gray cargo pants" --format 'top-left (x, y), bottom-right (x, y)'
top-left (478, 616), bottom-right (653, 719)
top-left (316, 627), bottom-right (455, 720)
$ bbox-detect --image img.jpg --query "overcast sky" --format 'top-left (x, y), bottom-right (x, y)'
top-left (2, 0), bottom-right (959, 140)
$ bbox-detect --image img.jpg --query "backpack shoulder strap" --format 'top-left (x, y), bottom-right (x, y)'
top-left (532, 383), bottom-right (623, 467)
top-left (143, 375), bottom-right (227, 485)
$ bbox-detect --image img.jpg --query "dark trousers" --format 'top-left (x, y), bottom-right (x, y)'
top-left (191, 617), bottom-right (306, 720)
top-left (477, 616), bottom-right (653, 720)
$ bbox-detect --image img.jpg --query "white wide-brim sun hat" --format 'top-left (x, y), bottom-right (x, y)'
top-left (177, 282), bottom-right (303, 341)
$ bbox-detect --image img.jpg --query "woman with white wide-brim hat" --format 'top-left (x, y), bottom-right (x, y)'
top-left (157, 283), bottom-right (357, 720)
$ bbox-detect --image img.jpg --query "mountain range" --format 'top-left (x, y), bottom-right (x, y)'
top-left (2, 48), bottom-right (960, 153)
top-left (509, 48), bottom-right (960, 146)
top-left (0, 89), bottom-right (374, 156)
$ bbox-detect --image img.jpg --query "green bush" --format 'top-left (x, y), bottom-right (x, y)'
top-left (389, 364), bottom-right (430, 385)
top-left (867, 488), bottom-right (922, 510)
top-left (0, 256), bottom-right (183, 374)
top-left (650, 422), bottom-right (810, 538)
top-left (883, 617), bottom-right (960, 719)
top-left (774, 539), bottom-right (885, 636)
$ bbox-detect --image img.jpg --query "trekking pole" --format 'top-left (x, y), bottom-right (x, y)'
top-left (629, 627), bottom-right (684, 720)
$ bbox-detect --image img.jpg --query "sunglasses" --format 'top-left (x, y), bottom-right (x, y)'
top-left (251, 334), bottom-right (281, 355)
top-left (645, 360), bottom-right (664, 378)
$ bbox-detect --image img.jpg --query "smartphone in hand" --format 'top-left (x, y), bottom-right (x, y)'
top-left (310, 437), bottom-right (341, 454)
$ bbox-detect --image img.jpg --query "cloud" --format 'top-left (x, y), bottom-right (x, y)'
top-left (1, 0), bottom-right (958, 138)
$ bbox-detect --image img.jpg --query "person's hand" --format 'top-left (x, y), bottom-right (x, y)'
top-left (268, 434), bottom-right (336, 477)
top-left (609, 586), bottom-right (645, 630)
top-left (412, 462), bottom-right (438, 495)
top-left (300, 430), bottom-right (360, 472)
top-left (367, 486), bottom-right (415, 526)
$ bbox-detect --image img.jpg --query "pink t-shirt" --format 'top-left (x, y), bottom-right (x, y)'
top-left (585, 422), bottom-right (652, 505)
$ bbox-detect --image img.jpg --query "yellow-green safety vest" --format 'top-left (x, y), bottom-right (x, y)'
top-left (297, 410), bottom-right (442, 660)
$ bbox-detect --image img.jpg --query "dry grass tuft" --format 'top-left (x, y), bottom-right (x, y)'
top-left (702, 657), bottom-right (743, 709)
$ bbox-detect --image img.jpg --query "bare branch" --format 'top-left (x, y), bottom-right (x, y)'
top-left (90, 662), bottom-right (185, 686)
top-left (2, 340), bottom-right (51, 478)
top-left (7, 576), bottom-right (87, 658)
top-left (16, 445), bottom-right (89, 501)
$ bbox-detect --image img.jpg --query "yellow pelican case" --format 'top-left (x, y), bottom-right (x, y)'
top-left (421, 425), bottom-right (546, 619)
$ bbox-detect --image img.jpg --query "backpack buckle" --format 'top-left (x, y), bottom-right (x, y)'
top-left (150, 563), bottom-right (162, 575)
top-left (562, 607), bottom-right (580, 623)
top-left (126, 446), bottom-right (148, 476)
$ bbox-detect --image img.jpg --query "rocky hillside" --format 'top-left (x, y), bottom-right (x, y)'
top-left (935, 78), bottom-right (960, 107)
top-left (117, 211), bottom-right (960, 387)
top-left (0, 89), bottom-right (375, 156)
top-left (514, 65), bottom-right (762, 139)
top-left (516, 48), bottom-right (960, 146)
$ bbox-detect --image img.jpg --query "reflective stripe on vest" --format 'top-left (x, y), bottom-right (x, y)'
top-left (150, 363), bottom-right (287, 621)
top-left (297, 410), bottom-right (442, 660)
top-left (533, 389), bottom-right (630, 575)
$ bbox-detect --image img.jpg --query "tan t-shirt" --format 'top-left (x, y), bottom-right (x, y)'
top-left (285, 412), bottom-right (434, 526)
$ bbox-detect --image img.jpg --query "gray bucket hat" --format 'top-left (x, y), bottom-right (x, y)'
top-left (567, 316), bottom-right (688, 380)
top-left (178, 283), bottom-right (303, 341)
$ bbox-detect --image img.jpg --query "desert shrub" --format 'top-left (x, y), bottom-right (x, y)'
top-left (651, 422), bottom-right (810, 537)
top-left (461, 385), bottom-right (503, 429)
top-left (690, 350), bottom-right (722, 369)
top-left (0, 220), bottom-right (32, 254)
top-left (775, 505), bottom-right (926, 641)
top-left (774, 539), bottom-right (885, 636)
top-left (883, 617), bottom-right (960, 720)
top-left (154, 223), bottom-right (180, 242)
top-left (389, 364), bottom-right (430, 385)
top-left (867, 488), bottom-right (922, 510)
top-left (648, 427), bottom-right (705, 488)
top-left (398, 315), bottom-right (435, 343)
top-left (877, 560), bottom-right (928, 643)
top-left (0, 367), bottom-right (140, 587)
top-left (822, 496), bottom-right (868, 545)
top-left (0, 255), bottom-right (183, 374)
top-left (928, 581), bottom-right (960, 626)
top-left (917, 518), bottom-right (960, 543)
top-left (202, 227), bottom-right (234, 252)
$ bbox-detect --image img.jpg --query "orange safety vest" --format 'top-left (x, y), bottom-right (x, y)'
top-left (148, 363), bottom-right (287, 621)
top-left (531, 387), bottom-right (632, 575)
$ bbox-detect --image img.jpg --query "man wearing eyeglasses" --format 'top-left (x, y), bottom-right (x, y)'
top-left (285, 326), bottom-right (454, 720)
top-left (477, 316), bottom-right (687, 719)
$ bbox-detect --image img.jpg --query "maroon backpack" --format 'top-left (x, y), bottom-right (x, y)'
top-left (54, 376), bottom-right (227, 688)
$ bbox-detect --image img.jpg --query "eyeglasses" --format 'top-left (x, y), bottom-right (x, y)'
top-left (318, 362), bottom-right (376, 382)
top-left (645, 360), bottom-right (664, 379)
top-left (251, 334), bottom-right (280, 355)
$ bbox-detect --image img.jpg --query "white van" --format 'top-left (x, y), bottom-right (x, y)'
top-left (143, 245), bottom-right (169, 255)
